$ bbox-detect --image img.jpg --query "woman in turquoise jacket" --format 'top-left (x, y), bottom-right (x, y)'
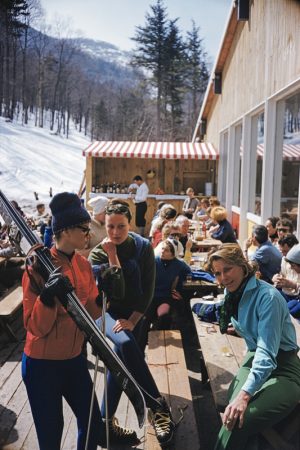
top-left (207, 243), bottom-right (300, 450)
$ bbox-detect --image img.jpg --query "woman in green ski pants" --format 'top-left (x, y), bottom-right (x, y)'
top-left (206, 244), bottom-right (300, 450)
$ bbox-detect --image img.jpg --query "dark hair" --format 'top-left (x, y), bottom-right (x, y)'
top-left (162, 239), bottom-right (176, 256)
top-left (266, 216), bottom-right (280, 228)
top-left (278, 234), bottom-right (298, 248)
top-left (277, 218), bottom-right (293, 232)
top-left (200, 198), bottom-right (210, 207)
top-left (252, 225), bottom-right (268, 244)
top-left (160, 206), bottom-right (177, 220)
top-left (105, 199), bottom-right (132, 222)
top-left (133, 175), bottom-right (142, 181)
top-left (157, 201), bottom-right (166, 210)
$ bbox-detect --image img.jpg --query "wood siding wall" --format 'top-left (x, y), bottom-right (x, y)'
top-left (89, 158), bottom-right (217, 196)
top-left (206, 0), bottom-right (300, 145)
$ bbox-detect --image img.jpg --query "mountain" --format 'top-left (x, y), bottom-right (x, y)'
top-left (75, 38), bottom-right (132, 68)
top-left (28, 27), bottom-right (139, 86)
top-left (73, 38), bottom-right (139, 85)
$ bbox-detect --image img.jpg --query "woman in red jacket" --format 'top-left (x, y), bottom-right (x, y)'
top-left (22, 193), bottom-right (128, 450)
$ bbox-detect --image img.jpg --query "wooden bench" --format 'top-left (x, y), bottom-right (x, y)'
top-left (145, 329), bottom-right (200, 450)
top-left (191, 298), bottom-right (300, 450)
top-left (0, 286), bottom-right (23, 341)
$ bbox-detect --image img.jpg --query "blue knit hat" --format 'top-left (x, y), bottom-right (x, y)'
top-left (286, 243), bottom-right (300, 265)
top-left (50, 192), bottom-right (91, 233)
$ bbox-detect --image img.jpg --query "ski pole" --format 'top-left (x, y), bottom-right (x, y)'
top-left (102, 289), bottom-right (110, 450)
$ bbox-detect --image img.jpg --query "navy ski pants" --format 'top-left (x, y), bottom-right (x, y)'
top-left (22, 353), bottom-right (103, 450)
top-left (96, 311), bottom-right (161, 418)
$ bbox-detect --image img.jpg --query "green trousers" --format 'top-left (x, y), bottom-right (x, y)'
top-left (214, 350), bottom-right (300, 450)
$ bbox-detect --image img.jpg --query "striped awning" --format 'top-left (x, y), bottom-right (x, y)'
top-left (256, 143), bottom-right (300, 161)
top-left (83, 141), bottom-right (219, 160)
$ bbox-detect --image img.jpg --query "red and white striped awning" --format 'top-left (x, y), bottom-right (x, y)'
top-left (83, 141), bottom-right (219, 160)
top-left (256, 144), bottom-right (300, 161)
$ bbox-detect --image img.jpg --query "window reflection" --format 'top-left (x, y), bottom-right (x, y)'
top-left (255, 112), bottom-right (264, 216)
top-left (280, 92), bottom-right (300, 230)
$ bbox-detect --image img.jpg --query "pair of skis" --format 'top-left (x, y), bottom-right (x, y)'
top-left (0, 190), bottom-right (145, 428)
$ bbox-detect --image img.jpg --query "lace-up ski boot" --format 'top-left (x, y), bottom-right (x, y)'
top-left (101, 417), bottom-right (140, 447)
top-left (148, 397), bottom-right (175, 447)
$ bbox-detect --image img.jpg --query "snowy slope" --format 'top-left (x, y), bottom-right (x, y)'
top-left (0, 115), bottom-right (89, 214)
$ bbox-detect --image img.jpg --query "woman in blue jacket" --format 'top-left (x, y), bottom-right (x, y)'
top-left (209, 206), bottom-right (237, 243)
top-left (139, 239), bottom-right (191, 349)
top-left (207, 244), bottom-right (300, 450)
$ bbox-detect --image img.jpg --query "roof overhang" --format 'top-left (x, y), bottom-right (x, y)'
top-left (83, 141), bottom-right (219, 160)
top-left (192, 2), bottom-right (238, 142)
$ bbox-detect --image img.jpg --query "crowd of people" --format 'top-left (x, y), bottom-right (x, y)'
top-left (1, 185), bottom-right (300, 450)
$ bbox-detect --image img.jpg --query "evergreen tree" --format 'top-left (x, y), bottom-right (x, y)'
top-left (185, 20), bottom-right (209, 135)
top-left (163, 19), bottom-right (187, 140)
top-left (131, 0), bottom-right (169, 139)
top-left (0, 0), bottom-right (29, 118)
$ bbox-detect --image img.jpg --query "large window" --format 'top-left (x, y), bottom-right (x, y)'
top-left (280, 91), bottom-right (300, 230)
top-left (255, 112), bottom-right (264, 216)
top-left (233, 123), bottom-right (242, 207)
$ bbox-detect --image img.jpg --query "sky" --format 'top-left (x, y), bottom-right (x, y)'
top-left (38, 0), bottom-right (232, 61)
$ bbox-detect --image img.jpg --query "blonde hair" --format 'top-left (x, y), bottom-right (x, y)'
top-left (207, 243), bottom-right (255, 278)
top-left (209, 196), bottom-right (220, 207)
top-left (161, 222), bottom-right (180, 240)
top-left (186, 187), bottom-right (194, 195)
top-left (211, 206), bottom-right (227, 222)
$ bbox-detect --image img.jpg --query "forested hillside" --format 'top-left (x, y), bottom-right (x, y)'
top-left (0, 0), bottom-right (210, 141)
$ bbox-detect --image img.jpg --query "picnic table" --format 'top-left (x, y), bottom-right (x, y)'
top-left (191, 238), bottom-right (222, 252)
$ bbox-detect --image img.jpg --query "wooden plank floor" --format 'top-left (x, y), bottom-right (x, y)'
top-left (0, 332), bottom-right (145, 450)
top-left (0, 303), bottom-right (218, 450)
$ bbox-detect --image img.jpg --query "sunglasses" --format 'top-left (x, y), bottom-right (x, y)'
top-left (277, 228), bottom-right (290, 232)
top-left (77, 225), bottom-right (91, 235)
top-left (169, 233), bottom-right (181, 238)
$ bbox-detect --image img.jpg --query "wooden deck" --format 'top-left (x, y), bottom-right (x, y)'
top-left (0, 326), bottom-right (144, 450)
top-left (0, 300), bottom-right (220, 450)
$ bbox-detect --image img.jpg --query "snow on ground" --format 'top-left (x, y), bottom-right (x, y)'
top-left (0, 114), bottom-right (90, 215)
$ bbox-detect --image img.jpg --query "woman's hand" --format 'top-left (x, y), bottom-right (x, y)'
top-left (101, 237), bottom-right (116, 255)
top-left (222, 390), bottom-right (251, 431)
top-left (171, 289), bottom-right (182, 300)
top-left (112, 318), bottom-right (134, 333)
top-left (272, 274), bottom-right (295, 289)
top-left (101, 237), bottom-right (121, 267)
top-left (186, 238), bottom-right (193, 251)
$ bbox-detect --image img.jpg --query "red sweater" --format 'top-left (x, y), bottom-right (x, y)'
top-left (22, 247), bottom-right (101, 360)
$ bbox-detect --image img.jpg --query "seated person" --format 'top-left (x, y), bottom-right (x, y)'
top-left (193, 197), bottom-right (209, 220)
top-left (77, 195), bottom-right (109, 257)
top-left (272, 234), bottom-right (300, 301)
top-left (208, 196), bottom-right (220, 208)
top-left (283, 244), bottom-right (300, 318)
top-left (265, 216), bottom-right (280, 244)
top-left (149, 204), bottom-right (176, 241)
top-left (154, 223), bottom-right (185, 259)
top-left (244, 225), bottom-right (282, 283)
top-left (151, 207), bottom-right (177, 248)
top-left (182, 188), bottom-right (199, 219)
top-left (151, 201), bottom-right (166, 222)
top-left (174, 215), bottom-right (192, 251)
top-left (89, 200), bottom-right (175, 447)
top-left (207, 244), bottom-right (300, 450)
top-left (276, 218), bottom-right (294, 240)
top-left (208, 207), bottom-right (237, 243)
top-left (139, 239), bottom-right (191, 349)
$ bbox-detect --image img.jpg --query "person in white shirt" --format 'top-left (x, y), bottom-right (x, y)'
top-left (272, 234), bottom-right (300, 299)
top-left (130, 175), bottom-right (149, 236)
top-left (77, 195), bottom-right (109, 257)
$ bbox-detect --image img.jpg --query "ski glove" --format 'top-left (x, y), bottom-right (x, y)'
top-left (40, 267), bottom-right (73, 308)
